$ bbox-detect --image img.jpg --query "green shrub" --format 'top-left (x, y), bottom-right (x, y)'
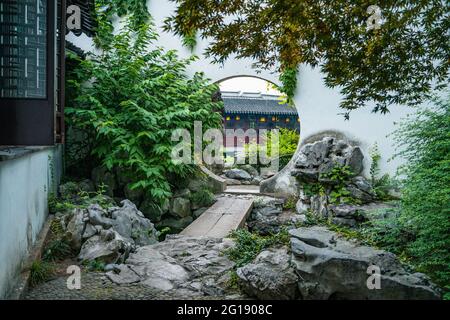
top-left (369, 143), bottom-right (399, 200)
top-left (29, 260), bottom-right (55, 287)
top-left (84, 260), bottom-right (106, 272)
top-left (243, 128), bottom-right (299, 170)
top-left (319, 165), bottom-right (360, 205)
top-left (391, 94), bottom-right (450, 289)
top-left (42, 239), bottom-right (73, 262)
top-left (66, 20), bottom-right (223, 205)
top-left (224, 229), bottom-right (290, 268)
top-left (190, 189), bottom-right (215, 208)
top-left (283, 196), bottom-right (297, 210)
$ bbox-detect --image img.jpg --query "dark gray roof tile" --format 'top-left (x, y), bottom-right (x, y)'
top-left (222, 97), bottom-right (297, 115)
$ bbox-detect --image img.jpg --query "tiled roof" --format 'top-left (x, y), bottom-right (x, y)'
top-left (222, 96), bottom-right (298, 115)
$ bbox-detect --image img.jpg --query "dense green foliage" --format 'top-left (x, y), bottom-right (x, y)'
top-left (225, 229), bottom-right (290, 268)
top-left (319, 165), bottom-right (359, 204)
top-left (66, 21), bottom-right (223, 205)
top-left (391, 95), bottom-right (450, 290)
top-left (243, 128), bottom-right (300, 170)
top-left (42, 239), bottom-right (72, 262)
top-left (29, 260), bottom-right (55, 287)
top-left (369, 143), bottom-right (399, 200)
top-left (166, 1), bottom-right (449, 117)
top-left (94, 0), bottom-right (150, 48)
top-left (190, 188), bottom-right (215, 208)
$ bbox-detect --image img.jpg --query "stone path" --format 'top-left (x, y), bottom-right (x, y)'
top-left (224, 185), bottom-right (262, 195)
top-left (181, 196), bottom-right (253, 238)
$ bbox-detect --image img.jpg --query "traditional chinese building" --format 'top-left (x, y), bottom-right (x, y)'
top-left (222, 91), bottom-right (299, 133)
top-left (222, 91), bottom-right (299, 154)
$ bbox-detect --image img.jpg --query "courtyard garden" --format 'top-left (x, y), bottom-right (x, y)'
top-left (23, 1), bottom-right (449, 301)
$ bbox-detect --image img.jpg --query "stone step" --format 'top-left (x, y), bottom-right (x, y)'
top-left (223, 185), bottom-right (263, 195)
top-left (180, 197), bottom-right (254, 238)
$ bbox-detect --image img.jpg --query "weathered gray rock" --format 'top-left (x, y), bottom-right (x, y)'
top-left (331, 217), bottom-right (357, 227)
top-left (78, 229), bottom-right (132, 264)
top-left (253, 196), bottom-right (285, 209)
top-left (254, 206), bottom-right (283, 216)
top-left (346, 183), bottom-right (375, 204)
top-left (251, 176), bottom-right (263, 185)
top-left (157, 216), bottom-right (193, 232)
top-left (248, 196), bottom-right (299, 235)
top-left (310, 195), bottom-right (329, 218)
top-left (106, 264), bottom-right (141, 285)
top-left (174, 188), bottom-right (191, 198)
top-left (239, 165), bottom-right (259, 177)
top-left (260, 168), bottom-right (299, 197)
top-left (346, 147), bottom-right (364, 175)
top-left (291, 168), bottom-right (319, 182)
top-left (237, 248), bottom-right (299, 300)
top-left (225, 178), bottom-right (241, 185)
top-left (88, 204), bottom-right (114, 229)
top-left (107, 236), bottom-right (237, 297)
top-left (289, 226), bottom-right (441, 300)
top-left (64, 199), bottom-right (158, 263)
top-left (59, 180), bottom-right (95, 200)
top-left (110, 200), bottom-right (158, 246)
top-left (295, 199), bottom-right (310, 214)
top-left (58, 181), bottom-right (80, 200)
top-left (82, 223), bottom-right (98, 239)
top-left (330, 202), bottom-right (398, 221)
top-left (329, 204), bottom-right (362, 218)
top-left (65, 208), bottom-right (88, 251)
top-left (224, 169), bottom-right (252, 181)
top-left (169, 197), bottom-right (191, 218)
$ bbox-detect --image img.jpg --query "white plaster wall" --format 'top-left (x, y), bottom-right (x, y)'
top-left (0, 146), bottom-right (62, 299)
top-left (67, 0), bottom-right (415, 176)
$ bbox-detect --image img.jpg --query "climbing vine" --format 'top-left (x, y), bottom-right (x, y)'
top-left (278, 66), bottom-right (298, 106)
top-left (94, 0), bottom-right (150, 48)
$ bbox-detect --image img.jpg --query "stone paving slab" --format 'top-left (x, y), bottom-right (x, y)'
top-left (181, 197), bottom-right (253, 238)
top-left (224, 185), bottom-right (262, 195)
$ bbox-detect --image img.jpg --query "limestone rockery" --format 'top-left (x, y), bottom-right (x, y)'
top-left (293, 136), bottom-right (393, 227)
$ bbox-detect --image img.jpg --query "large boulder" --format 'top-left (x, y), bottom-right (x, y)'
top-left (294, 137), bottom-right (363, 176)
top-left (78, 229), bottom-right (132, 264)
top-left (237, 248), bottom-right (299, 300)
top-left (64, 199), bottom-right (158, 262)
top-left (224, 169), bottom-right (252, 181)
top-left (289, 226), bottom-right (441, 300)
top-left (345, 147), bottom-right (364, 176)
top-left (248, 196), bottom-right (302, 235)
top-left (66, 208), bottom-right (88, 252)
top-left (327, 202), bottom-right (398, 228)
top-left (169, 197), bottom-right (191, 218)
top-left (239, 165), bottom-right (259, 177)
top-left (88, 204), bottom-right (114, 229)
top-left (290, 137), bottom-right (383, 222)
top-left (110, 200), bottom-right (158, 246)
